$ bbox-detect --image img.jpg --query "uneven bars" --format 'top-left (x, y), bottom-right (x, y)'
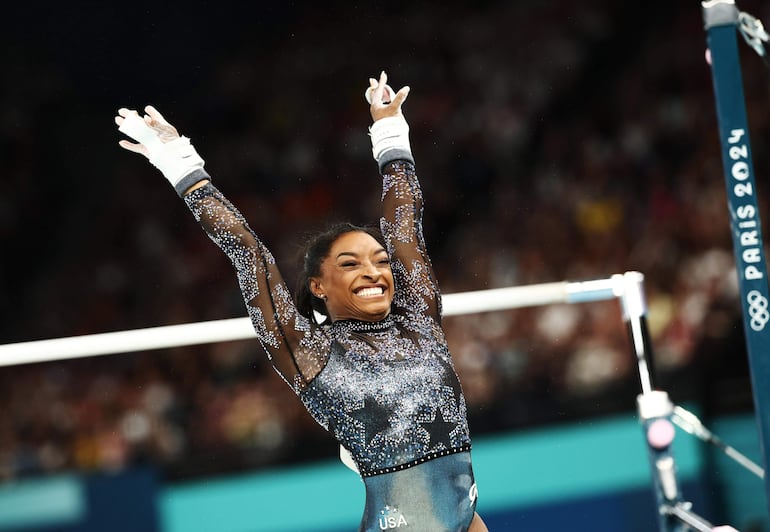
top-left (0, 275), bottom-right (625, 367)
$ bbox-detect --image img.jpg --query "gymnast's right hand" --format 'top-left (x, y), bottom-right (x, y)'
top-left (115, 105), bottom-right (205, 189)
top-left (115, 106), bottom-right (180, 156)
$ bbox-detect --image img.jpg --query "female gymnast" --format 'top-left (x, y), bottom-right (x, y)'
top-left (114, 71), bottom-right (488, 532)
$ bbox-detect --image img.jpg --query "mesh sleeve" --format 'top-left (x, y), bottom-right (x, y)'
top-left (379, 161), bottom-right (442, 323)
top-left (183, 182), bottom-right (330, 391)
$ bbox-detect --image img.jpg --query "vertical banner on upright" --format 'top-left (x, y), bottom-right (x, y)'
top-left (702, 0), bottom-right (770, 509)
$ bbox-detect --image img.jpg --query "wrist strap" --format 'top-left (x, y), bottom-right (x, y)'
top-left (148, 136), bottom-right (205, 187)
top-left (369, 115), bottom-right (411, 163)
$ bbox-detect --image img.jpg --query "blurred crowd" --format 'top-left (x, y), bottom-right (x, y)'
top-left (1, 0), bottom-right (768, 481)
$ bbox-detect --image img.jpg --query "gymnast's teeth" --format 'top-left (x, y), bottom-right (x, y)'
top-left (356, 287), bottom-right (384, 298)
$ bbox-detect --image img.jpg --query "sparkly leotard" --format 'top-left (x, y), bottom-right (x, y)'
top-left (181, 160), bottom-right (477, 531)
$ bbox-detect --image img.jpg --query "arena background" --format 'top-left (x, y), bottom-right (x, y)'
top-left (1, 1), bottom-right (770, 530)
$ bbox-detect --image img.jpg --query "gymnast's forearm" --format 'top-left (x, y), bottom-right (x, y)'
top-left (181, 178), bottom-right (318, 387)
top-left (182, 180), bottom-right (287, 320)
top-left (112, 106), bottom-right (301, 357)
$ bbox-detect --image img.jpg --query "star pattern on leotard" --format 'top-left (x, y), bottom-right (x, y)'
top-left (349, 397), bottom-right (393, 447)
top-left (419, 408), bottom-right (457, 449)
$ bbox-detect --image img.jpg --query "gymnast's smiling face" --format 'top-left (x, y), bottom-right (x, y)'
top-left (310, 231), bottom-right (394, 322)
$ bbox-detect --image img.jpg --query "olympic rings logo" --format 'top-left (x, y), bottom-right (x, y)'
top-left (747, 290), bottom-right (770, 331)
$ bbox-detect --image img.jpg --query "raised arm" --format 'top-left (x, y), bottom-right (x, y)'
top-left (114, 106), bottom-right (330, 392)
top-left (367, 73), bottom-right (442, 323)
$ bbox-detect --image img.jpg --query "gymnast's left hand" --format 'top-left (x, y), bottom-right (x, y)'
top-left (368, 71), bottom-right (410, 123)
